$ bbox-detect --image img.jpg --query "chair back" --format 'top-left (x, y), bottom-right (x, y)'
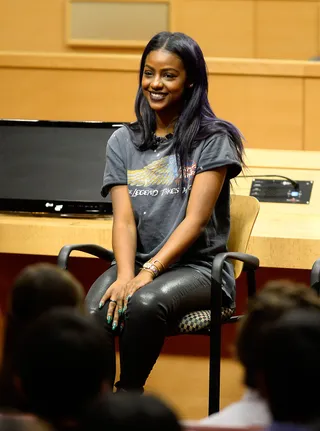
top-left (229, 195), bottom-right (260, 279)
top-left (311, 258), bottom-right (320, 295)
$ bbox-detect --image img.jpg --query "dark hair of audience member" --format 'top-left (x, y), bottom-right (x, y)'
top-left (83, 392), bottom-right (182, 431)
top-left (0, 413), bottom-right (54, 431)
top-left (0, 263), bottom-right (86, 411)
top-left (12, 308), bottom-right (113, 428)
top-left (236, 279), bottom-right (320, 389)
top-left (258, 308), bottom-right (320, 424)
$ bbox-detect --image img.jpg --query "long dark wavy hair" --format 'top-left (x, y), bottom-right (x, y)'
top-left (129, 31), bottom-right (244, 178)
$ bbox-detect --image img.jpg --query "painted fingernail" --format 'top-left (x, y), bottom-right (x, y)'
top-left (123, 306), bottom-right (127, 313)
top-left (112, 322), bottom-right (117, 331)
top-left (126, 295), bottom-right (132, 301)
top-left (107, 316), bottom-right (112, 324)
top-left (118, 309), bottom-right (122, 315)
top-left (99, 301), bottom-right (104, 309)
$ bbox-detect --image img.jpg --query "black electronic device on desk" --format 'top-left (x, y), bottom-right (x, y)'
top-left (0, 119), bottom-right (123, 217)
top-left (248, 176), bottom-right (313, 204)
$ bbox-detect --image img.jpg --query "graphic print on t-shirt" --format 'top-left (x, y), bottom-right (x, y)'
top-left (127, 155), bottom-right (196, 191)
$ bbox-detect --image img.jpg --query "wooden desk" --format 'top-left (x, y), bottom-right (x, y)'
top-left (234, 148), bottom-right (320, 269)
top-left (0, 149), bottom-right (319, 270)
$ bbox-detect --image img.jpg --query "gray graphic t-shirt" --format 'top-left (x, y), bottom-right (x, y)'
top-left (102, 126), bottom-right (242, 305)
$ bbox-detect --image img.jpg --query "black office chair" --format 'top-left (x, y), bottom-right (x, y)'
top-left (311, 258), bottom-right (320, 295)
top-left (57, 194), bottom-right (260, 414)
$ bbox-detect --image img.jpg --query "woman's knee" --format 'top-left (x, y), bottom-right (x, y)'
top-left (127, 289), bottom-right (165, 321)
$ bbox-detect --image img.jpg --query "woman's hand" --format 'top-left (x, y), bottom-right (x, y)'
top-left (99, 270), bottom-right (154, 330)
top-left (123, 270), bottom-right (154, 312)
top-left (99, 278), bottom-right (132, 330)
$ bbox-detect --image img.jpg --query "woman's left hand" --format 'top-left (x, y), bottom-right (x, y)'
top-left (123, 269), bottom-right (154, 312)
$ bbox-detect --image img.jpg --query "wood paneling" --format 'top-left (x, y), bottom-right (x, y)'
top-left (1, 0), bottom-right (320, 58)
top-left (304, 78), bottom-right (320, 150)
top-left (0, 67), bottom-right (136, 122)
top-left (209, 75), bottom-right (304, 149)
top-left (67, 0), bottom-right (170, 48)
top-left (0, 0), bottom-right (66, 52)
top-left (176, 0), bottom-right (255, 58)
top-left (1, 53), bottom-right (320, 150)
top-left (319, 4), bottom-right (320, 58)
top-left (255, 1), bottom-right (319, 60)
top-left (0, 0), bottom-right (144, 54)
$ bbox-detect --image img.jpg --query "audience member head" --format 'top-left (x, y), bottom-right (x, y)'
top-left (258, 308), bottom-right (320, 424)
top-left (237, 280), bottom-right (320, 389)
top-left (13, 308), bottom-right (113, 427)
top-left (8, 263), bottom-right (85, 323)
top-left (0, 414), bottom-right (53, 431)
top-left (83, 392), bottom-right (181, 431)
top-left (0, 263), bottom-right (86, 410)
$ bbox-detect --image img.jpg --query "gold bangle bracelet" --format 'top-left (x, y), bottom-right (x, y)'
top-left (153, 259), bottom-right (165, 272)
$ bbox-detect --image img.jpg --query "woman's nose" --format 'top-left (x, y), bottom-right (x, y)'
top-left (151, 76), bottom-right (163, 89)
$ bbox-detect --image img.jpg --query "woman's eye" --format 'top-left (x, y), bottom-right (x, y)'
top-left (164, 74), bottom-right (175, 79)
top-left (144, 70), bottom-right (153, 77)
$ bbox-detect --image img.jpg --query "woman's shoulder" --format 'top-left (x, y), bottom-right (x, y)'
top-left (110, 122), bottom-right (140, 143)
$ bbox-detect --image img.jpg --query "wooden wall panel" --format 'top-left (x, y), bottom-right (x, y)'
top-left (0, 68), bottom-right (136, 122)
top-left (209, 75), bottom-right (304, 150)
top-left (318, 3), bottom-right (320, 58)
top-left (176, 0), bottom-right (255, 58)
top-left (0, 0), bottom-right (144, 54)
top-left (1, 0), bottom-right (320, 59)
top-left (0, 0), bottom-right (67, 52)
top-left (304, 78), bottom-right (320, 150)
top-left (1, 54), bottom-right (320, 150)
top-left (255, 1), bottom-right (319, 60)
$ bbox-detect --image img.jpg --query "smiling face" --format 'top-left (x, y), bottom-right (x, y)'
top-left (141, 49), bottom-right (188, 119)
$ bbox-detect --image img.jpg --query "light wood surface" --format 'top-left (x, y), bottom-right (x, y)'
top-left (234, 149), bottom-right (320, 269)
top-left (121, 354), bottom-right (245, 420)
top-left (0, 149), bottom-right (319, 270)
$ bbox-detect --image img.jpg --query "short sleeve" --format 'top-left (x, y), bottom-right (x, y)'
top-left (196, 133), bottom-right (242, 179)
top-left (101, 128), bottom-right (128, 197)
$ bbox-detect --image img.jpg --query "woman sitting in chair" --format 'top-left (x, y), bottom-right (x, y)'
top-left (86, 31), bottom-right (244, 392)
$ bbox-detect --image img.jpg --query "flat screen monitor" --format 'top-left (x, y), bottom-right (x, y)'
top-left (0, 119), bottom-right (123, 217)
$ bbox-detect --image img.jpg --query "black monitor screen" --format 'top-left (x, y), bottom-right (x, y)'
top-left (0, 120), bottom-right (122, 216)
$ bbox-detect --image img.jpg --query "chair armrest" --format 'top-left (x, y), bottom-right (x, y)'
top-left (311, 258), bottom-right (320, 295)
top-left (211, 252), bottom-right (260, 285)
top-left (57, 244), bottom-right (114, 270)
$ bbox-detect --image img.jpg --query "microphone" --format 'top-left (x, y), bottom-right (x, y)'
top-left (151, 135), bottom-right (161, 150)
top-left (238, 174), bottom-right (299, 190)
top-left (151, 133), bottom-right (173, 150)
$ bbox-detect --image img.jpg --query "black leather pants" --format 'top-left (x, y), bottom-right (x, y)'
top-left (85, 264), bottom-right (212, 391)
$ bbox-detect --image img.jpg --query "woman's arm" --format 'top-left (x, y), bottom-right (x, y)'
top-left (110, 185), bottom-right (137, 281)
top-left (152, 166), bottom-right (227, 268)
top-left (99, 185), bottom-right (137, 324)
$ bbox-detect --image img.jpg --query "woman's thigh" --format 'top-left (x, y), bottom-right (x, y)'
top-left (128, 266), bottom-right (211, 321)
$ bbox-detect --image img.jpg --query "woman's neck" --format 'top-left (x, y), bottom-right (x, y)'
top-left (155, 113), bottom-right (179, 137)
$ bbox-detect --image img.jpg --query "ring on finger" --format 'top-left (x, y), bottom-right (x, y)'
top-left (109, 299), bottom-right (117, 304)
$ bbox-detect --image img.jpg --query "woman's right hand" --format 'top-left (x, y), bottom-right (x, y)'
top-left (98, 278), bottom-right (132, 330)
